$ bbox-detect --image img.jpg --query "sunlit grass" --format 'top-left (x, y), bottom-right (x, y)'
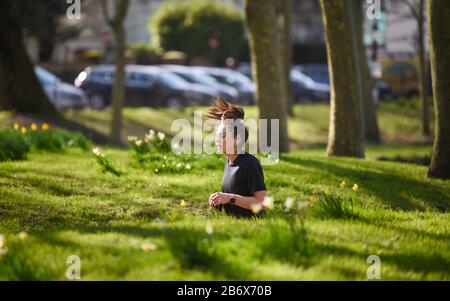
top-left (0, 144), bottom-right (448, 280)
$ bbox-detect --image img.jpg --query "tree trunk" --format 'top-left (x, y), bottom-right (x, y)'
top-left (417, 0), bottom-right (430, 137)
top-left (275, 0), bottom-right (294, 117)
top-left (427, 0), bottom-right (450, 179)
top-left (320, 0), bottom-right (365, 158)
top-left (245, 0), bottom-right (289, 153)
top-left (101, 0), bottom-right (129, 145)
top-left (109, 25), bottom-right (126, 145)
top-left (354, 0), bottom-right (381, 143)
top-left (0, 1), bottom-right (56, 114)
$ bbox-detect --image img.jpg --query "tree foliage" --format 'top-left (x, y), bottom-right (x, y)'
top-left (149, 0), bottom-right (244, 64)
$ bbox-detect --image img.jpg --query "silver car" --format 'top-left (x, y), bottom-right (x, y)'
top-left (35, 66), bottom-right (88, 110)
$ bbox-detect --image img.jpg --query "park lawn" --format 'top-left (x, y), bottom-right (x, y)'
top-left (0, 144), bottom-right (449, 280)
top-left (1, 99), bottom-right (434, 149)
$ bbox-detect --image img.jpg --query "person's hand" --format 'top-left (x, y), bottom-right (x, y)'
top-left (209, 192), bottom-right (220, 211)
top-left (209, 192), bottom-right (234, 209)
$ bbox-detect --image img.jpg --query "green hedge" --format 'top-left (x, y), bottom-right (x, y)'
top-left (149, 0), bottom-right (245, 64)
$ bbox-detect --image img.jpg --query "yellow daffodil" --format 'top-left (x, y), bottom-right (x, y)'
top-left (180, 200), bottom-right (188, 207)
top-left (340, 181), bottom-right (346, 188)
top-left (13, 123), bottom-right (20, 130)
top-left (21, 127), bottom-right (27, 134)
top-left (251, 203), bottom-right (263, 214)
top-left (41, 122), bottom-right (49, 131)
top-left (324, 188), bottom-right (332, 196)
top-left (18, 232), bottom-right (28, 241)
top-left (31, 123), bottom-right (37, 131)
top-left (352, 184), bottom-right (359, 191)
top-left (0, 234), bottom-right (4, 249)
top-left (310, 196), bottom-right (317, 204)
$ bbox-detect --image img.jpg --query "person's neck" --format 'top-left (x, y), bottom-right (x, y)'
top-left (226, 153), bottom-right (239, 164)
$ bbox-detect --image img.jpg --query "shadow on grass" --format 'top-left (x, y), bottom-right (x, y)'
top-left (282, 156), bottom-right (449, 212)
top-left (309, 238), bottom-right (450, 276)
top-left (34, 224), bottom-right (251, 280)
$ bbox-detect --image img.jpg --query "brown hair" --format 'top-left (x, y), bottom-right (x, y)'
top-left (206, 97), bottom-right (248, 142)
top-left (206, 97), bottom-right (245, 120)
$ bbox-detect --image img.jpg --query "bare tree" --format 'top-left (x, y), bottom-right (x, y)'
top-left (427, 0), bottom-right (450, 179)
top-left (245, 0), bottom-right (289, 153)
top-left (392, 0), bottom-right (430, 137)
top-left (101, 0), bottom-right (129, 145)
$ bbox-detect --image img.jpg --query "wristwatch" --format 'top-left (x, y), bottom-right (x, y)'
top-left (229, 196), bottom-right (236, 204)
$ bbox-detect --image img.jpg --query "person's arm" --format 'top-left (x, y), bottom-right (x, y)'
top-left (209, 190), bottom-right (268, 210)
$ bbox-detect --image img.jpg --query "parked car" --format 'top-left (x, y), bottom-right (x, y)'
top-left (193, 66), bottom-right (256, 105)
top-left (74, 65), bottom-right (217, 109)
top-left (294, 64), bottom-right (396, 102)
top-left (290, 69), bottom-right (330, 103)
top-left (237, 63), bottom-right (330, 103)
top-left (35, 66), bottom-right (88, 110)
top-left (159, 65), bottom-right (239, 102)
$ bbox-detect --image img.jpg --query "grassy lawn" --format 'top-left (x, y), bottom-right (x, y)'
top-left (1, 99), bottom-right (433, 149)
top-left (0, 102), bottom-right (448, 280)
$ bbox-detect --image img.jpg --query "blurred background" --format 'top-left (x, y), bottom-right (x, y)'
top-left (0, 0), bottom-right (437, 154)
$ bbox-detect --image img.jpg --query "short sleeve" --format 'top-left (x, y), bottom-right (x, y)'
top-left (247, 159), bottom-right (267, 194)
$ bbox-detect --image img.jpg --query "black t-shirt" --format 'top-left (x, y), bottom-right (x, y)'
top-left (219, 152), bottom-right (267, 218)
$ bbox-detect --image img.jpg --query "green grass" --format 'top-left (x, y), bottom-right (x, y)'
top-left (0, 145), bottom-right (448, 280)
top-left (52, 99), bottom-right (434, 148)
top-left (0, 101), bottom-right (448, 280)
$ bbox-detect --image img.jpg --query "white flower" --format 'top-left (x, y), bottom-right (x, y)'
top-left (136, 139), bottom-right (143, 146)
top-left (157, 131), bottom-right (166, 141)
top-left (297, 201), bottom-right (310, 209)
top-left (145, 130), bottom-right (155, 142)
top-left (0, 234), bottom-right (7, 256)
top-left (176, 163), bottom-right (182, 169)
top-left (262, 196), bottom-right (274, 210)
top-left (92, 147), bottom-right (104, 157)
top-left (205, 222), bottom-right (214, 235)
top-left (127, 136), bottom-right (138, 142)
top-left (141, 242), bottom-right (157, 252)
top-left (185, 164), bottom-right (191, 170)
top-left (251, 203), bottom-right (263, 214)
top-left (284, 197), bottom-right (295, 210)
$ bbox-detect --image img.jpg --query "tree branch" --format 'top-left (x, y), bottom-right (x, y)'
top-left (101, 0), bottom-right (129, 28)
